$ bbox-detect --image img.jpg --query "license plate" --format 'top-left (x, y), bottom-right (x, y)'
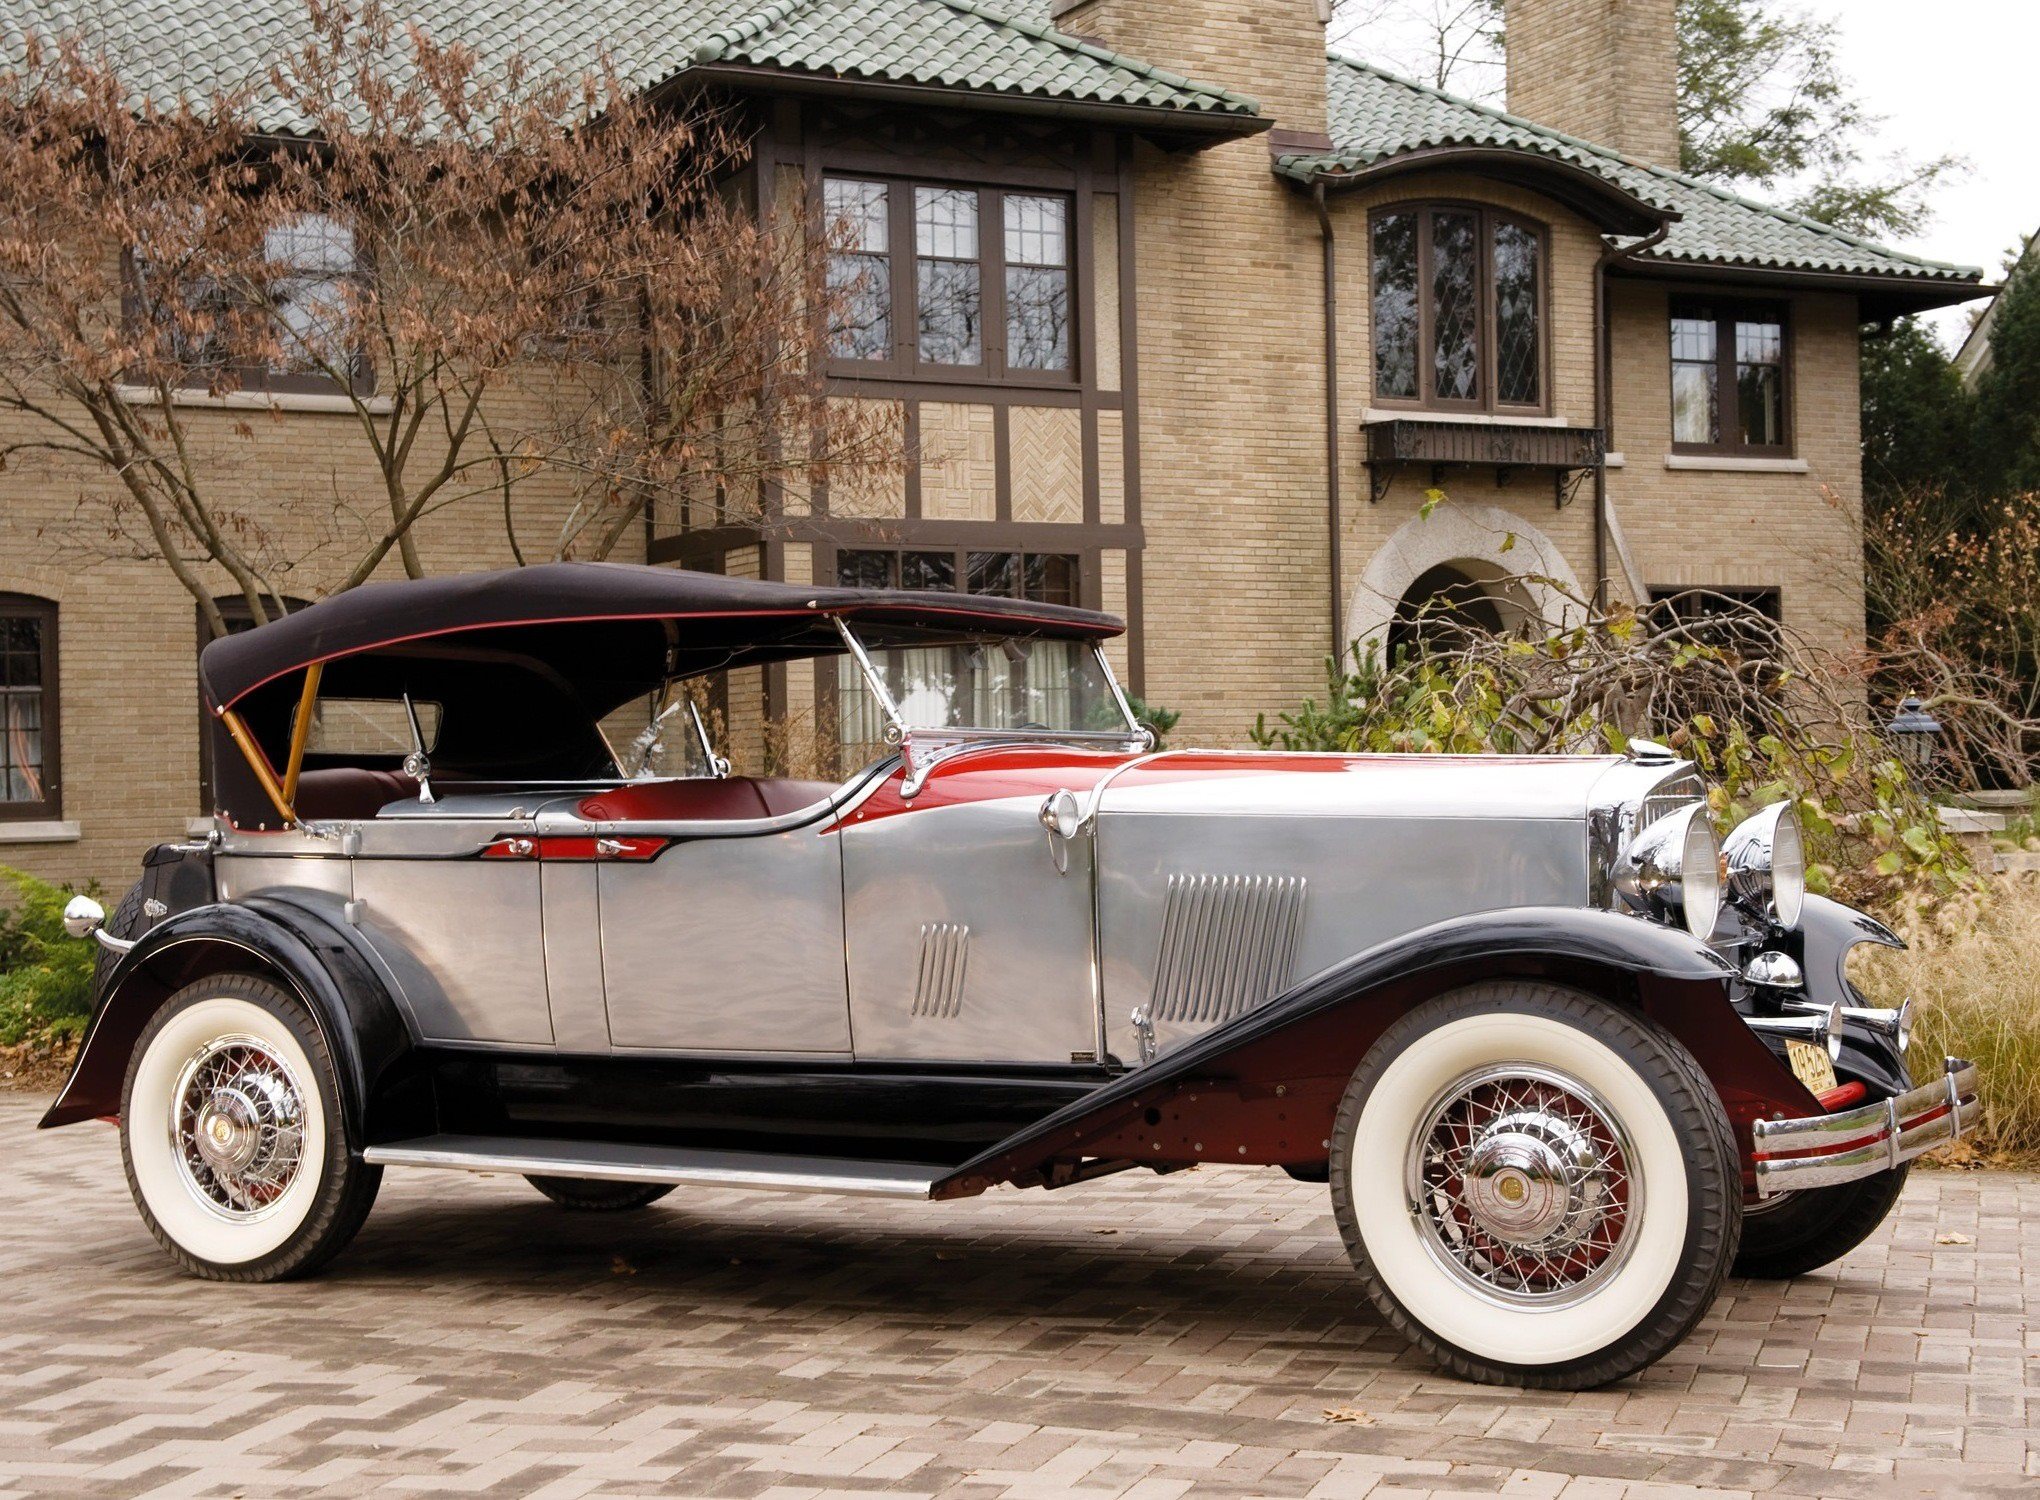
top-left (1786, 1038), bottom-right (1837, 1096)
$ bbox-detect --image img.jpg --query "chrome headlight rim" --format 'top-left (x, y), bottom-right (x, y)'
top-left (1723, 801), bottom-right (1806, 930)
top-left (1615, 801), bottom-right (1722, 941)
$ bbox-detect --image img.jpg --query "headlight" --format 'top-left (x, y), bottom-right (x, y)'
top-left (1615, 802), bottom-right (1722, 940)
top-left (1723, 801), bottom-right (1805, 929)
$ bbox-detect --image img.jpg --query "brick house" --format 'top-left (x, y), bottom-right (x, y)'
top-left (0, 0), bottom-right (1985, 885)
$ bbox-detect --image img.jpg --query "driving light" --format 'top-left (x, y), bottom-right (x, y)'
top-left (1615, 802), bottom-right (1722, 940)
top-left (1723, 801), bottom-right (1806, 929)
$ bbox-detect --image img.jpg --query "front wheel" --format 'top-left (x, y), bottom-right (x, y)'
top-left (120, 974), bottom-right (380, 1281)
top-left (1329, 981), bottom-right (1741, 1389)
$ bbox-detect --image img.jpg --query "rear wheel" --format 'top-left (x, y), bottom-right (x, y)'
top-left (1329, 981), bottom-right (1741, 1389)
top-left (120, 974), bottom-right (379, 1281)
top-left (1734, 1166), bottom-right (1910, 1279)
top-left (525, 1177), bottom-right (674, 1212)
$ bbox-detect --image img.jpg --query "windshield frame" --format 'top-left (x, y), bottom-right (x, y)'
top-left (830, 617), bottom-right (1147, 785)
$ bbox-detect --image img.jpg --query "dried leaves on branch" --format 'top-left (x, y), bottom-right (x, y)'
top-left (1252, 575), bottom-right (2018, 903)
top-left (0, 1), bottom-right (897, 636)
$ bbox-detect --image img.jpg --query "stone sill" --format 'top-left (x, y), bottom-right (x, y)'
top-left (1361, 409), bottom-right (1579, 429)
top-left (1663, 454), bottom-right (1809, 474)
top-left (0, 819), bottom-right (81, 843)
top-left (116, 384), bottom-right (394, 416)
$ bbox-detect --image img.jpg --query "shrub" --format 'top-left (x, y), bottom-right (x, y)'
top-left (1250, 588), bottom-right (1972, 906)
top-left (0, 868), bottom-right (98, 1050)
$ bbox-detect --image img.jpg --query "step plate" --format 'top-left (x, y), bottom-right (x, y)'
top-left (363, 1134), bottom-right (940, 1199)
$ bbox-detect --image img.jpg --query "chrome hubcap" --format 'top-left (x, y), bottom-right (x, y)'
top-left (172, 1036), bottom-right (306, 1219)
top-left (1405, 1064), bottom-right (1639, 1307)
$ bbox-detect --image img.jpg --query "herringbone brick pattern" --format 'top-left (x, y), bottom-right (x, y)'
top-left (0, 1095), bottom-right (2033, 1498)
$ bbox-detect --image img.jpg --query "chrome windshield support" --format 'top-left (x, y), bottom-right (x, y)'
top-left (830, 616), bottom-right (907, 738)
top-left (1093, 644), bottom-right (1152, 748)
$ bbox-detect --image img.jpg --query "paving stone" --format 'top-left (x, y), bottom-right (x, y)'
top-left (0, 1096), bottom-right (2033, 1498)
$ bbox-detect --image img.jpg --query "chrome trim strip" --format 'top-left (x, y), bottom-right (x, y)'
top-left (1750, 1057), bottom-right (1979, 1197)
top-left (362, 1135), bottom-right (940, 1199)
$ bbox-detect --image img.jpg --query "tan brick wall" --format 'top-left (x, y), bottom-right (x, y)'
top-left (1503, 0), bottom-right (1680, 169)
top-left (1605, 282), bottom-right (1867, 652)
top-left (1055, 0), bottom-right (1329, 131)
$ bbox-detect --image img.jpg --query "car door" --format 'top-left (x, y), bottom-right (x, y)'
top-left (586, 807), bottom-right (854, 1057)
top-left (839, 754), bottom-right (1101, 1065)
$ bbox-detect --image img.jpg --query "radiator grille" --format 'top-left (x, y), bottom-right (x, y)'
top-left (1148, 874), bottom-right (1307, 1025)
top-left (911, 922), bottom-right (970, 1020)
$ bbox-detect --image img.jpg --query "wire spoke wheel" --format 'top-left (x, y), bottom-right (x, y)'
top-left (1406, 1063), bottom-right (1639, 1309)
top-left (171, 1035), bottom-right (308, 1220)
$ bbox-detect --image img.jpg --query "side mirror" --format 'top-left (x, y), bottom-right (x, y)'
top-left (62, 894), bottom-right (106, 940)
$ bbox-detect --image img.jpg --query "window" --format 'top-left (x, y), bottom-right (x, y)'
top-left (824, 176), bottom-right (1073, 377)
top-left (1004, 195), bottom-right (1070, 372)
top-left (1371, 205), bottom-right (1544, 411)
top-left (0, 596), bottom-right (58, 820)
top-left (129, 210), bottom-right (369, 395)
top-left (295, 698), bottom-right (442, 758)
top-left (825, 179), bottom-right (892, 361)
top-left (1648, 587), bottom-right (1783, 660)
top-left (1670, 302), bottom-right (1789, 454)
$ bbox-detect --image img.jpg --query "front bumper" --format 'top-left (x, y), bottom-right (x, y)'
top-left (1750, 1056), bottom-right (1980, 1198)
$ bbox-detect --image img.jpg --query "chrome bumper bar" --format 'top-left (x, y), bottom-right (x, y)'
top-left (1751, 1057), bottom-right (1979, 1199)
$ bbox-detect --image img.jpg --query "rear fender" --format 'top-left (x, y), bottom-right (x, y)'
top-left (934, 906), bottom-right (1815, 1197)
top-left (39, 896), bottom-right (424, 1146)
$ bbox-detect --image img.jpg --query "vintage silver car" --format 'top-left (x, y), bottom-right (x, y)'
top-left (46, 562), bottom-right (1976, 1388)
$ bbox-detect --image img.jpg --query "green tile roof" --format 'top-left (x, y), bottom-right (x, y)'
top-left (0, 0), bottom-right (1261, 135)
top-left (1284, 54), bottom-right (1980, 286)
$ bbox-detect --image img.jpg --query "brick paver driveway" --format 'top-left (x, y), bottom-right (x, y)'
top-left (0, 1095), bottom-right (2034, 1499)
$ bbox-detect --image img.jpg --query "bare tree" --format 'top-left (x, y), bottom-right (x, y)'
top-left (0, 1), bottom-right (896, 637)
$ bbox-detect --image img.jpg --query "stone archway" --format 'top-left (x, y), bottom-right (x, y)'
top-left (1348, 503), bottom-right (1584, 656)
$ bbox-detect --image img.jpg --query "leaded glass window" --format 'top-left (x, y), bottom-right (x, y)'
top-left (1004, 194), bottom-right (1070, 372)
top-left (824, 178), bottom-right (892, 361)
top-left (1369, 205), bottom-right (1544, 412)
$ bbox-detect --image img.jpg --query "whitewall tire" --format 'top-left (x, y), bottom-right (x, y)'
top-left (1329, 982), bottom-right (1740, 1388)
top-left (120, 975), bottom-right (380, 1281)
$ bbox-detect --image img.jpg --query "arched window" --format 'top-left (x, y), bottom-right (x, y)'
top-left (1370, 205), bottom-right (1546, 414)
top-left (0, 594), bottom-right (60, 820)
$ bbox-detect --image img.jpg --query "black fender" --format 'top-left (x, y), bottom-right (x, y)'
top-left (935, 905), bottom-right (1807, 1196)
top-left (1794, 892), bottom-right (1912, 1096)
top-left (39, 896), bottom-right (425, 1147)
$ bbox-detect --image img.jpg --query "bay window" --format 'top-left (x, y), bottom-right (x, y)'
top-left (1371, 204), bottom-right (1545, 412)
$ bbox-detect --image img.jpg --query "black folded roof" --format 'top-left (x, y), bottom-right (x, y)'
top-left (199, 561), bottom-right (1123, 711)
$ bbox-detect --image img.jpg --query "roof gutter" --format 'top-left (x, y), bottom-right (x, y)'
top-left (1593, 223), bottom-right (1672, 611)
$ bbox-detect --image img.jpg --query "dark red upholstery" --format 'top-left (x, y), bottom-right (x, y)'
top-left (293, 768), bottom-right (421, 821)
top-left (578, 777), bottom-right (836, 823)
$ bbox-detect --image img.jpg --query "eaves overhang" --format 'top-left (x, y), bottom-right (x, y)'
top-left (668, 62), bottom-right (1269, 149)
top-left (1611, 255), bottom-right (1993, 320)
top-left (1277, 144), bottom-right (1673, 237)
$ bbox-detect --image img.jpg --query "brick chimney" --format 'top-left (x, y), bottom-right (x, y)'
top-left (1050, 0), bottom-right (1331, 135)
top-left (1503, 0), bottom-right (1680, 168)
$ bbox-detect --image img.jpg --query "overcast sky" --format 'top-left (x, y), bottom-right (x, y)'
top-left (1335, 0), bottom-right (2033, 349)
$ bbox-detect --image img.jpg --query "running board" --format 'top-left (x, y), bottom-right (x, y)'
top-left (362, 1135), bottom-right (941, 1200)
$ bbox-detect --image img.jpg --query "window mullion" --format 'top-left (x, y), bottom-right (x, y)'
top-left (984, 189), bottom-right (1006, 377)
top-left (1417, 211), bottom-right (1434, 407)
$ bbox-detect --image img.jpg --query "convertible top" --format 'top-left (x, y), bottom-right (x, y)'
top-left (199, 561), bottom-right (1124, 711)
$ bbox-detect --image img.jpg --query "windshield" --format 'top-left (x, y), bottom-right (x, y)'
top-left (837, 633), bottom-right (1134, 756)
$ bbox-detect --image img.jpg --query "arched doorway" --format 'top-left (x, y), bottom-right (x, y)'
top-left (1387, 560), bottom-right (1529, 661)
top-left (1349, 504), bottom-right (1585, 659)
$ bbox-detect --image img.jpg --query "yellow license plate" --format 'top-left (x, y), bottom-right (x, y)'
top-left (1786, 1038), bottom-right (1837, 1096)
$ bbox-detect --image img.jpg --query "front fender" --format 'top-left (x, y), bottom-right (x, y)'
top-left (39, 898), bottom-right (421, 1146)
top-left (1796, 892), bottom-right (1912, 1095)
top-left (935, 905), bottom-right (1809, 1196)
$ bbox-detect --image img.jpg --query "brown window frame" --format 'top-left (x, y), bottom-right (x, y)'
top-left (1367, 202), bottom-right (1551, 416)
top-left (121, 213), bottom-right (377, 401)
top-left (0, 593), bottom-right (61, 822)
top-left (822, 174), bottom-right (1079, 388)
top-left (1667, 299), bottom-right (1792, 457)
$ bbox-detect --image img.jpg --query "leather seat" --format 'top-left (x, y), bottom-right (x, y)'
top-left (294, 767), bottom-right (421, 821)
top-left (577, 777), bottom-right (836, 824)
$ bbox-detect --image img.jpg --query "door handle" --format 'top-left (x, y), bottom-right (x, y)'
top-left (595, 837), bottom-right (626, 859)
